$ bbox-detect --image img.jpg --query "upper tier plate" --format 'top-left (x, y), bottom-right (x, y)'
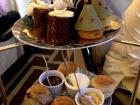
top-left (12, 18), bottom-right (122, 50)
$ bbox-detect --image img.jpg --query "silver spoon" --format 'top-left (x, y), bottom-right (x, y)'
top-left (43, 56), bottom-right (52, 86)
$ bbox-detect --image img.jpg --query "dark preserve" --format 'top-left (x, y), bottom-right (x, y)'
top-left (43, 76), bottom-right (62, 86)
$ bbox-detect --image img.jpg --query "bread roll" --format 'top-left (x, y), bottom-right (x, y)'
top-left (91, 75), bottom-right (115, 93)
top-left (58, 62), bottom-right (77, 76)
top-left (23, 84), bottom-right (52, 105)
top-left (51, 96), bottom-right (76, 105)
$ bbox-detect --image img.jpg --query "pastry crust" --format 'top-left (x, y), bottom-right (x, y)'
top-left (78, 29), bottom-right (104, 40)
top-left (51, 96), bottom-right (76, 105)
top-left (91, 75), bottom-right (115, 93)
top-left (100, 18), bottom-right (111, 31)
top-left (23, 84), bottom-right (52, 105)
top-left (58, 62), bottom-right (77, 76)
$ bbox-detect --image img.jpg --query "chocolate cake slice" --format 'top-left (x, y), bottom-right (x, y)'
top-left (33, 8), bottom-right (52, 42)
top-left (47, 10), bottom-right (74, 46)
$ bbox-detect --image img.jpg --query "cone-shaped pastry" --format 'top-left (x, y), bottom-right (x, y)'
top-left (75, 1), bottom-right (104, 40)
top-left (92, 0), bottom-right (112, 31)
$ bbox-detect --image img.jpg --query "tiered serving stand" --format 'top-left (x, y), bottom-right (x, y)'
top-left (0, 17), bottom-right (139, 105)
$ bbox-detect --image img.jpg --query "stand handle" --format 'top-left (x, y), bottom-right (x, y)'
top-left (0, 42), bottom-right (25, 105)
top-left (0, 42), bottom-right (25, 51)
top-left (114, 39), bottom-right (140, 47)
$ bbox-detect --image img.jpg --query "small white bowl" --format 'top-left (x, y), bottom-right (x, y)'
top-left (65, 73), bottom-right (90, 97)
top-left (39, 70), bottom-right (65, 97)
top-left (75, 88), bottom-right (105, 105)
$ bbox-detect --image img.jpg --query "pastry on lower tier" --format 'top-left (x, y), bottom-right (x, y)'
top-left (75, 1), bottom-right (104, 40)
top-left (58, 61), bottom-right (78, 76)
top-left (91, 75), bottom-right (115, 98)
top-left (51, 96), bottom-right (76, 105)
top-left (23, 84), bottom-right (52, 105)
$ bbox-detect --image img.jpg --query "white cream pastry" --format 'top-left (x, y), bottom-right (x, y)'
top-left (64, 0), bottom-right (74, 8)
top-left (53, 0), bottom-right (67, 10)
top-left (26, 1), bottom-right (53, 16)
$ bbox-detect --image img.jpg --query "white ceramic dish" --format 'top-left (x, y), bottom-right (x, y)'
top-left (39, 70), bottom-right (65, 97)
top-left (65, 73), bottom-right (90, 97)
top-left (75, 88), bottom-right (105, 105)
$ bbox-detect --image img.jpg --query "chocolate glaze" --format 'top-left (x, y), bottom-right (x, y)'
top-left (47, 15), bottom-right (72, 45)
top-left (33, 8), bottom-right (52, 42)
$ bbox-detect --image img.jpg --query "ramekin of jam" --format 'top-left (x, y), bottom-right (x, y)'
top-left (39, 70), bottom-right (65, 97)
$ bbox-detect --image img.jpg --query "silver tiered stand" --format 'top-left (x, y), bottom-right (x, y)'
top-left (0, 18), bottom-right (139, 105)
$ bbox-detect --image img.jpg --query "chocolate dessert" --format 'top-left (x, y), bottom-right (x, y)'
top-left (33, 8), bottom-right (52, 42)
top-left (47, 10), bottom-right (74, 45)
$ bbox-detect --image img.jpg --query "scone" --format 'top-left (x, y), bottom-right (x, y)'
top-left (23, 84), bottom-right (52, 105)
top-left (91, 75), bottom-right (115, 98)
top-left (58, 62), bottom-right (78, 77)
top-left (51, 96), bottom-right (76, 105)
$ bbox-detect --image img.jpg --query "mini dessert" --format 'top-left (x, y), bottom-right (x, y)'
top-left (46, 0), bottom-right (74, 45)
top-left (75, 0), bottom-right (104, 40)
top-left (58, 61), bottom-right (78, 77)
top-left (51, 96), bottom-right (76, 105)
top-left (33, 7), bottom-right (52, 42)
top-left (47, 11), bottom-right (74, 45)
top-left (65, 73), bottom-right (90, 97)
top-left (25, 0), bottom-right (53, 42)
top-left (92, 0), bottom-right (112, 31)
top-left (91, 75), bottom-right (115, 98)
top-left (26, 0), bottom-right (53, 16)
top-left (23, 84), bottom-right (52, 105)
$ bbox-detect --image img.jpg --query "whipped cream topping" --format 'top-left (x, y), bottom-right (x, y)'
top-left (38, 0), bottom-right (52, 4)
top-left (64, 0), bottom-right (74, 8)
top-left (26, 1), bottom-right (53, 16)
top-left (66, 73), bottom-right (90, 89)
top-left (49, 10), bottom-right (74, 17)
top-left (53, 0), bottom-right (67, 10)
